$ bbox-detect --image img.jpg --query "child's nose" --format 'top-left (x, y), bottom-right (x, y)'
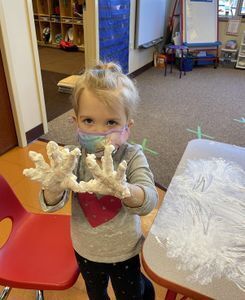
top-left (94, 124), bottom-right (107, 133)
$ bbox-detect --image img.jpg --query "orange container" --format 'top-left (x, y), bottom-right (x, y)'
top-left (154, 53), bottom-right (167, 69)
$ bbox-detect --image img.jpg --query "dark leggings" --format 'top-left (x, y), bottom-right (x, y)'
top-left (75, 252), bottom-right (155, 300)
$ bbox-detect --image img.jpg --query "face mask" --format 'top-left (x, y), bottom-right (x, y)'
top-left (77, 126), bottom-right (129, 157)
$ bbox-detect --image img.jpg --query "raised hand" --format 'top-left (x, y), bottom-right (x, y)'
top-left (24, 142), bottom-right (130, 199)
top-left (23, 141), bottom-right (82, 193)
top-left (81, 144), bottom-right (130, 199)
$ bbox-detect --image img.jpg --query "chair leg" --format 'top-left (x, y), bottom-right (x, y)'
top-left (36, 290), bottom-right (44, 300)
top-left (165, 289), bottom-right (177, 300)
top-left (0, 287), bottom-right (12, 300)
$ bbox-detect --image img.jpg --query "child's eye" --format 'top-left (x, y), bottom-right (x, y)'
top-left (107, 120), bottom-right (118, 126)
top-left (83, 118), bottom-right (94, 125)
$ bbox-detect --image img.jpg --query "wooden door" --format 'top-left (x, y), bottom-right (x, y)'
top-left (0, 50), bottom-right (18, 155)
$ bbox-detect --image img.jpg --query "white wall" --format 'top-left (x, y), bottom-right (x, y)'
top-left (0, 0), bottom-right (47, 146)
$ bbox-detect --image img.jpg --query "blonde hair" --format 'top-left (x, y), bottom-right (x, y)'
top-left (72, 62), bottom-right (140, 119)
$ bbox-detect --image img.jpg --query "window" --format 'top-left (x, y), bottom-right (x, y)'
top-left (219, 1), bottom-right (238, 17)
top-left (239, 0), bottom-right (245, 15)
top-left (218, 0), bottom-right (245, 17)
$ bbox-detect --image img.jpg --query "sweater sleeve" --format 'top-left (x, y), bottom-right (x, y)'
top-left (122, 144), bottom-right (158, 216)
top-left (39, 189), bottom-right (70, 212)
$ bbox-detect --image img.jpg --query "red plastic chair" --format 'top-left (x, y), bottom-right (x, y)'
top-left (0, 175), bottom-right (79, 299)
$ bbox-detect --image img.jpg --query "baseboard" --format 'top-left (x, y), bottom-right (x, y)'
top-left (26, 124), bottom-right (44, 144)
top-left (129, 61), bottom-right (154, 78)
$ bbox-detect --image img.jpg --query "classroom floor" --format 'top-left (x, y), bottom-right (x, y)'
top-left (38, 47), bottom-right (85, 75)
top-left (0, 140), bottom-right (185, 300)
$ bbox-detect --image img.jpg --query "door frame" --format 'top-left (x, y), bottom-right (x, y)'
top-left (0, 0), bottom-right (48, 147)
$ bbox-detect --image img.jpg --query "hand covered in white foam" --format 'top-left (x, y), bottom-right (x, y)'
top-left (23, 141), bottom-right (82, 193)
top-left (81, 144), bottom-right (131, 199)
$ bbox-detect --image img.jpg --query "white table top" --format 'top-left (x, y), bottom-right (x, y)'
top-left (142, 139), bottom-right (245, 300)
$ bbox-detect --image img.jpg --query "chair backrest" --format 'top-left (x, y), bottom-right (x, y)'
top-left (0, 175), bottom-right (27, 223)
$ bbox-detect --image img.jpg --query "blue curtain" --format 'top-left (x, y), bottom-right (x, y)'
top-left (99, 0), bottom-right (130, 73)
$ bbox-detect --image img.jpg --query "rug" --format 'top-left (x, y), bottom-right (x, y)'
top-left (41, 66), bottom-right (245, 189)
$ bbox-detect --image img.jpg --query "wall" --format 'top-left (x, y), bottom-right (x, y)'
top-left (0, 0), bottom-right (47, 147)
top-left (219, 20), bottom-right (245, 49)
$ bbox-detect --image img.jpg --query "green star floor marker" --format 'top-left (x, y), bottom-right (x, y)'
top-left (233, 117), bottom-right (245, 124)
top-left (186, 125), bottom-right (214, 139)
top-left (130, 138), bottom-right (159, 156)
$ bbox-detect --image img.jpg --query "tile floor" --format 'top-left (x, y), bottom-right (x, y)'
top-left (0, 140), bottom-right (182, 300)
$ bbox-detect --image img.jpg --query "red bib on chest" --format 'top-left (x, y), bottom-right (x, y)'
top-left (77, 193), bottom-right (122, 227)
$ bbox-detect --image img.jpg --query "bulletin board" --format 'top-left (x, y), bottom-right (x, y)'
top-left (98, 0), bottom-right (130, 73)
top-left (183, 0), bottom-right (218, 45)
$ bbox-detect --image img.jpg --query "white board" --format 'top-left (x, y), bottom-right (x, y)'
top-left (135, 0), bottom-right (166, 48)
top-left (183, 0), bottom-right (218, 44)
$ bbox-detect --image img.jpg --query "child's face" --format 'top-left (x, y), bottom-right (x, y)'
top-left (75, 88), bottom-right (133, 133)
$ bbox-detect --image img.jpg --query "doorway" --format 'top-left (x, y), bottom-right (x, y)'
top-left (0, 50), bottom-right (18, 155)
top-left (32, 0), bottom-right (85, 122)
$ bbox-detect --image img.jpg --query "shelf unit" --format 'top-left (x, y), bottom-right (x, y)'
top-left (32, 0), bottom-right (84, 51)
top-left (236, 31), bottom-right (245, 69)
top-left (220, 48), bottom-right (238, 66)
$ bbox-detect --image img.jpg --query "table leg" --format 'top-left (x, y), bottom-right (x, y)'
top-left (179, 51), bottom-right (182, 79)
top-left (214, 56), bottom-right (218, 69)
top-left (170, 50), bottom-right (173, 73)
top-left (180, 50), bottom-right (183, 78)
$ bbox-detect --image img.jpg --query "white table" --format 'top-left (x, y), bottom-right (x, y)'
top-left (142, 139), bottom-right (245, 300)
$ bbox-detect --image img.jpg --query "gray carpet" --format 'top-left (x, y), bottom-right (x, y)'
top-left (41, 66), bottom-right (245, 189)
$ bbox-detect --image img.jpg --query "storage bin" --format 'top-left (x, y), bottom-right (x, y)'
top-left (176, 56), bottom-right (194, 71)
top-left (196, 54), bottom-right (216, 65)
top-left (182, 57), bottom-right (193, 71)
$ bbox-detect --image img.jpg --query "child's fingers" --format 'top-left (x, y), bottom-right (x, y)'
top-left (62, 148), bottom-right (81, 173)
top-left (29, 150), bottom-right (43, 161)
top-left (47, 141), bottom-right (64, 168)
top-left (115, 160), bottom-right (127, 181)
top-left (102, 144), bottom-right (115, 175)
top-left (23, 168), bottom-right (37, 178)
top-left (23, 168), bottom-right (44, 182)
top-left (46, 141), bottom-right (59, 155)
top-left (29, 151), bottom-right (49, 169)
top-left (86, 154), bottom-right (102, 179)
top-left (70, 147), bottom-right (81, 157)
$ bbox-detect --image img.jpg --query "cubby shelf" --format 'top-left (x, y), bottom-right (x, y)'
top-left (236, 32), bottom-right (245, 69)
top-left (220, 48), bottom-right (238, 65)
top-left (32, 0), bottom-right (84, 51)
